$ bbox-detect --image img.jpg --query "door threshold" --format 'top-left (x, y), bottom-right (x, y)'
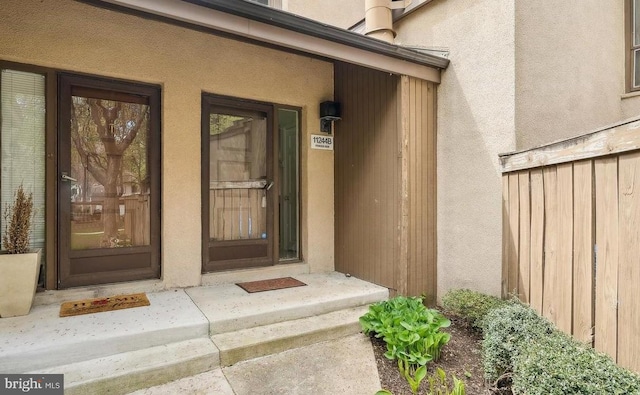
top-left (201, 262), bottom-right (309, 286)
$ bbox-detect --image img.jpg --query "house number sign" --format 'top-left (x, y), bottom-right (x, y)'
top-left (311, 134), bottom-right (333, 151)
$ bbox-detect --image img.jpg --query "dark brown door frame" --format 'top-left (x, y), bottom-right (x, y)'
top-left (57, 73), bottom-right (161, 288)
top-left (201, 93), bottom-right (275, 272)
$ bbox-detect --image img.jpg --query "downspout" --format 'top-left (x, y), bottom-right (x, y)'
top-left (364, 0), bottom-right (411, 44)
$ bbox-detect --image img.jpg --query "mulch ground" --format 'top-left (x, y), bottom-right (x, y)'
top-left (370, 315), bottom-right (491, 394)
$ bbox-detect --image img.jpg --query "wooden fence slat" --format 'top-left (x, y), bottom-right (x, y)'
top-left (518, 171), bottom-right (531, 302)
top-left (594, 157), bottom-right (619, 360)
top-left (502, 174), bottom-right (510, 298)
top-left (508, 173), bottom-right (520, 296)
top-left (542, 167), bottom-right (558, 323)
top-left (573, 160), bottom-right (594, 344)
top-left (617, 152), bottom-right (640, 371)
top-left (555, 163), bottom-right (574, 333)
top-left (529, 169), bottom-right (545, 314)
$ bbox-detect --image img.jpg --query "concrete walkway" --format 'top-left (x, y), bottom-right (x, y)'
top-left (130, 334), bottom-right (381, 395)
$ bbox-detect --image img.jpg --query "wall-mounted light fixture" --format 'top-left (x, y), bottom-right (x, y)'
top-left (320, 101), bottom-right (341, 134)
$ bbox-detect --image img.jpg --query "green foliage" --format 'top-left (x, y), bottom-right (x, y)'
top-left (512, 332), bottom-right (640, 395)
top-left (361, 296), bottom-right (451, 394)
top-left (441, 289), bottom-right (507, 330)
top-left (398, 360), bottom-right (427, 394)
top-left (375, 391), bottom-right (393, 395)
top-left (426, 367), bottom-right (466, 395)
top-left (481, 303), bottom-right (553, 382)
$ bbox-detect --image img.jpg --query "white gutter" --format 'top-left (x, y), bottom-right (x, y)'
top-left (95, 0), bottom-right (441, 82)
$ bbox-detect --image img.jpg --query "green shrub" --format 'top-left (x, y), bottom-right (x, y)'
top-left (512, 332), bottom-right (640, 395)
top-left (360, 296), bottom-right (451, 394)
top-left (441, 289), bottom-right (507, 329)
top-left (481, 303), bottom-right (553, 382)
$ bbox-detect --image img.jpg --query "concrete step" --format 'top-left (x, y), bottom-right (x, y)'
top-left (212, 305), bottom-right (371, 366)
top-left (0, 289), bottom-right (209, 373)
top-left (33, 338), bottom-right (219, 395)
top-left (187, 272), bottom-right (388, 334)
top-left (0, 272), bottom-right (387, 394)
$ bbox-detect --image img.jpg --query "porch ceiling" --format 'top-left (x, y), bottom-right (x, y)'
top-left (88, 0), bottom-right (447, 83)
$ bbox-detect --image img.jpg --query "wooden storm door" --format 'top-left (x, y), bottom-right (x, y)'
top-left (58, 74), bottom-right (161, 288)
top-left (202, 95), bottom-right (274, 271)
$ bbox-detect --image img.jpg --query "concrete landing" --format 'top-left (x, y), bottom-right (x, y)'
top-left (188, 272), bottom-right (387, 334)
top-left (0, 289), bottom-right (209, 373)
top-left (0, 271), bottom-right (387, 394)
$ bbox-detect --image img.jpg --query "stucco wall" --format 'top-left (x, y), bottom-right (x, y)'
top-left (284, 0), bottom-right (365, 29)
top-left (0, 0), bottom-right (335, 288)
top-left (515, 1), bottom-right (625, 149)
top-left (395, 0), bottom-right (516, 298)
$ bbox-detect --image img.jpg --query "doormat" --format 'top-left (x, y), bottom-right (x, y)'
top-left (59, 293), bottom-right (150, 317)
top-left (236, 277), bottom-right (307, 293)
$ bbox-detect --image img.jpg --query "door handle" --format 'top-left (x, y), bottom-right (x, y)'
top-left (61, 172), bottom-right (77, 183)
top-left (264, 181), bottom-right (274, 191)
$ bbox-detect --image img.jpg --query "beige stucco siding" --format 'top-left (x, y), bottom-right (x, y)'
top-left (0, 0), bottom-right (334, 287)
top-left (285, 0), bottom-right (365, 29)
top-left (395, 0), bottom-right (516, 298)
top-left (515, 1), bottom-right (625, 149)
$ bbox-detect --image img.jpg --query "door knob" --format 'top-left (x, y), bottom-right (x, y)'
top-left (61, 172), bottom-right (77, 183)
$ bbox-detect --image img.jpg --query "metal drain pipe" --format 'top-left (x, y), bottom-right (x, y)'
top-left (364, 0), bottom-right (411, 44)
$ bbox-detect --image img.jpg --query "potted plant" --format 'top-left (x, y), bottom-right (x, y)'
top-left (0, 184), bottom-right (41, 318)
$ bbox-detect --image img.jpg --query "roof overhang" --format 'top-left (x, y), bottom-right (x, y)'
top-left (89, 0), bottom-right (448, 82)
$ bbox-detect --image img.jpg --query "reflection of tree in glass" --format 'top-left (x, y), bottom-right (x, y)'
top-left (71, 97), bottom-right (149, 246)
top-left (210, 113), bottom-right (245, 135)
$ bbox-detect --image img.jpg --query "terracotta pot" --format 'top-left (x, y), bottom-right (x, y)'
top-left (0, 250), bottom-right (41, 318)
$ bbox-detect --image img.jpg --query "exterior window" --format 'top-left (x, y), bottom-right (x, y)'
top-left (248, 0), bottom-right (282, 9)
top-left (0, 69), bottom-right (46, 262)
top-left (629, 0), bottom-right (640, 91)
top-left (278, 108), bottom-right (299, 260)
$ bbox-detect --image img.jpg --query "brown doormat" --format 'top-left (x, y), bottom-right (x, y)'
top-left (236, 277), bottom-right (307, 293)
top-left (59, 293), bottom-right (150, 317)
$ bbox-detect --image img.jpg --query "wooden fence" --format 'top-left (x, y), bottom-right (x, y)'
top-left (500, 118), bottom-right (640, 373)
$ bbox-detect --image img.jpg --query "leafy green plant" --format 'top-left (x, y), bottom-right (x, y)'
top-left (441, 289), bottom-right (507, 330)
top-left (375, 368), bottom-right (466, 395)
top-left (361, 296), bottom-right (451, 394)
top-left (398, 361), bottom-right (427, 394)
top-left (427, 368), bottom-right (466, 395)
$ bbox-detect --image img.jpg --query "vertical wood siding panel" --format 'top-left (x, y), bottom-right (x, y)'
top-left (617, 152), bottom-right (640, 372)
top-left (413, 79), bottom-right (422, 295)
top-left (429, 83), bottom-right (437, 302)
top-left (542, 167), bottom-right (558, 322)
top-left (334, 62), bottom-right (402, 291)
top-left (555, 163), bottom-right (574, 333)
top-left (502, 174), bottom-right (510, 298)
top-left (398, 75), bottom-right (410, 295)
top-left (518, 171), bottom-right (531, 302)
top-left (408, 78), bottom-right (417, 295)
top-left (594, 157), bottom-right (619, 360)
top-left (508, 172), bottom-right (520, 296)
top-left (529, 169), bottom-right (545, 313)
top-left (573, 160), bottom-right (594, 344)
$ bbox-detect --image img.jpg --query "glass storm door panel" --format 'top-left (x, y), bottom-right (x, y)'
top-left (58, 74), bottom-right (160, 288)
top-left (202, 97), bottom-right (274, 272)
